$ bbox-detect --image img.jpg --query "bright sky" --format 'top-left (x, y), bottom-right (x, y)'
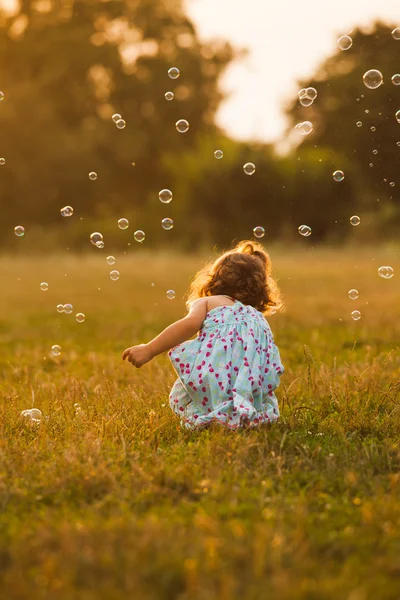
top-left (186, 0), bottom-right (400, 143)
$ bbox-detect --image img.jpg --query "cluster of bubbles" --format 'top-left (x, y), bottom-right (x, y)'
top-left (378, 266), bottom-right (394, 279)
top-left (20, 408), bottom-right (42, 424)
top-left (74, 403), bottom-right (82, 416)
top-left (243, 162), bottom-right (256, 175)
top-left (56, 304), bottom-right (84, 321)
top-left (112, 113), bottom-right (126, 129)
top-left (61, 205), bottom-right (74, 217)
top-left (118, 218), bottom-right (129, 230)
top-left (298, 87), bottom-right (318, 107)
top-left (176, 119), bottom-right (189, 133)
top-left (295, 121), bottom-right (313, 136)
top-left (90, 232), bottom-right (104, 247)
top-left (333, 170), bottom-right (344, 182)
top-left (298, 225), bottom-right (312, 237)
top-left (162, 218), bottom-right (173, 230)
top-left (337, 35), bottom-right (353, 51)
top-left (253, 226), bottom-right (265, 239)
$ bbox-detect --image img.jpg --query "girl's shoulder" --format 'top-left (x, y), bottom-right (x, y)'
top-left (205, 295), bottom-right (236, 312)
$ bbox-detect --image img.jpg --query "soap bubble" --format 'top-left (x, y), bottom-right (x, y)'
top-left (165, 91), bottom-right (174, 101)
top-left (90, 232), bottom-right (103, 246)
top-left (396, 110), bottom-right (400, 123)
top-left (14, 225), bottom-right (25, 237)
top-left (166, 290), bottom-right (176, 300)
top-left (60, 205), bottom-right (74, 217)
top-left (176, 119), bottom-right (189, 133)
top-left (253, 226), bottom-right (265, 239)
top-left (333, 170), bottom-right (344, 182)
top-left (0, 91), bottom-right (4, 101)
top-left (298, 225), bottom-right (311, 237)
top-left (57, 304), bottom-right (64, 313)
top-left (20, 408), bottom-right (42, 424)
top-left (134, 230), bottom-right (145, 243)
top-left (390, 181), bottom-right (395, 187)
top-left (351, 310), bottom-right (361, 321)
top-left (118, 218), bottom-right (129, 230)
top-left (89, 172), bottom-right (97, 180)
top-left (51, 344), bottom-right (61, 356)
top-left (356, 121), bottom-right (362, 127)
top-left (370, 126), bottom-right (376, 132)
top-left (337, 35), bottom-right (353, 51)
top-left (392, 28), bottom-right (400, 40)
top-left (0, 158), bottom-right (5, 165)
top-left (214, 150), bottom-right (223, 159)
top-left (112, 113), bottom-right (122, 122)
top-left (63, 304), bottom-right (73, 314)
top-left (110, 270), bottom-right (120, 281)
top-left (363, 69), bottom-right (383, 89)
top-left (378, 266), bottom-right (394, 279)
top-left (392, 74), bottom-right (400, 86)
top-left (348, 289), bottom-right (359, 300)
top-left (350, 215), bottom-right (360, 226)
top-left (40, 282), bottom-right (48, 291)
top-left (295, 121), bottom-right (313, 135)
top-left (168, 67), bottom-right (180, 79)
top-left (116, 119), bottom-right (126, 129)
top-left (373, 149), bottom-right (378, 155)
top-left (299, 96), bottom-right (314, 107)
top-left (306, 87), bottom-right (317, 100)
top-left (243, 162), bottom-right (256, 175)
top-left (96, 241), bottom-right (104, 249)
top-left (159, 189), bottom-right (173, 203)
top-left (162, 218), bottom-right (174, 230)
top-left (106, 256), bottom-right (115, 265)
top-left (76, 313), bottom-right (85, 323)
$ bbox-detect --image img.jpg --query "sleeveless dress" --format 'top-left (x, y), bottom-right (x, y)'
top-left (168, 299), bottom-right (284, 430)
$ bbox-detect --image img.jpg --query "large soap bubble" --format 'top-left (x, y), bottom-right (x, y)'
top-left (363, 69), bottom-right (383, 89)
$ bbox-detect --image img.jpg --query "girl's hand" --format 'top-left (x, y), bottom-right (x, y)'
top-left (122, 344), bottom-right (153, 368)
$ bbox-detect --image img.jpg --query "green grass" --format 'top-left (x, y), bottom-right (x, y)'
top-left (0, 248), bottom-right (399, 600)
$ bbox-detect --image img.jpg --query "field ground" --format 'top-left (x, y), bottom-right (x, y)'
top-left (0, 246), bottom-right (399, 600)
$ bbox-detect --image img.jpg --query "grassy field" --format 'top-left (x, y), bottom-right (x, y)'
top-left (0, 246), bottom-right (399, 600)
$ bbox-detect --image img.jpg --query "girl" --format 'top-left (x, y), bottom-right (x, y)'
top-left (122, 240), bottom-right (284, 430)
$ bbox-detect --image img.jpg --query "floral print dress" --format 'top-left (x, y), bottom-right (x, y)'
top-left (168, 299), bottom-right (284, 429)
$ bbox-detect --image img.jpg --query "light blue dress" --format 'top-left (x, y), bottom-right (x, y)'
top-left (168, 299), bottom-right (284, 429)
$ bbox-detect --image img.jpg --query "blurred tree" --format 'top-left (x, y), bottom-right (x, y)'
top-left (0, 0), bottom-right (235, 241)
top-left (285, 23), bottom-right (400, 235)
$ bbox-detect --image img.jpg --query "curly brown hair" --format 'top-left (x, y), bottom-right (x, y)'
top-left (187, 240), bottom-right (283, 315)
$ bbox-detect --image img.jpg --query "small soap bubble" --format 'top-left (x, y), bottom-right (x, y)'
top-left (351, 310), bottom-right (361, 321)
top-left (165, 91), bottom-right (174, 101)
top-left (333, 170), bottom-right (344, 182)
top-left (112, 113), bottom-right (122, 122)
top-left (159, 189), bottom-right (173, 203)
top-left (134, 230), bottom-right (145, 243)
top-left (0, 91), bottom-right (4, 101)
top-left (96, 241), bottom-right (104, 249)
top-left (40, 282), bottom-right (48, 291)
top-left (20, 408), bottom-right (42, 424)
top-left (110, 270), bottom-right (120, 281)
top-left (348, 289), bottom-right (359, 300)
top-left (60, 205), bottom-right (74, 217)
top-left (214, 150), bottom-right (223, 159)
top-left (51, 344), bottom-right (61, 356)
top-left (253, 226), bottom-right (265, 239)
top-left (373, 149), bottom-right (378, 155)
top-left (243, 162), bottom-right (256, 175)
top-left (390, 181), bottom-right (395, 187)
top-left (392, 28), bottom-right (400, 40)
top-left (106, 255), bottom-right (115, 265)
top-left (356, 121), bottom-right (362, 127)
top-left (350, 215), bottom-right (360, 226)
top-left (168, 67), bottom-right (180, 79)
top-left (370, 126), bottom-right (376, 132)
top-left (396, 110), bottom-right (400, 123)
top-left (57, 304), bottom-right (64, 313)
top-left (74, 403), bottom-right (82, 415)
top-left (363, 69), bottom-right (383, 89)
top-left (76, 313), bottom-right (85, 323)
top-left (14, 225), bottom-right (25, 237)
top-left (89, 171), bottom-right (97, 180)
top-left (298, 225), bottom-right (311, 237)
top-left (295, 121), bottom-right (313, 135)
top-left (299, 96), bottom-right (314, 107)
top-left (90, 232), bottom-right (103, 246)
top-left (392, 74), bottom-right (400, 86)
top-left (166, 289), bottom-right (176, 300)
top-left (306, 87), bottom-right (317, 100)
top-left (175, 119), bottom-right (189, 133)
top-left (116, 119), bottom-right (126, 129)
top-left (0, 158), bottom-right (5, 165)
top-left (63, 303), bottom-right (73, 314)
top-left (337, 35), bottom-right (353, 51)
top-left (378, 265), bottom-right (394, 279)
top-left (162, 218), bottom-right (174, 230)
top-left (118, 218), bottom-right (129, 230)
